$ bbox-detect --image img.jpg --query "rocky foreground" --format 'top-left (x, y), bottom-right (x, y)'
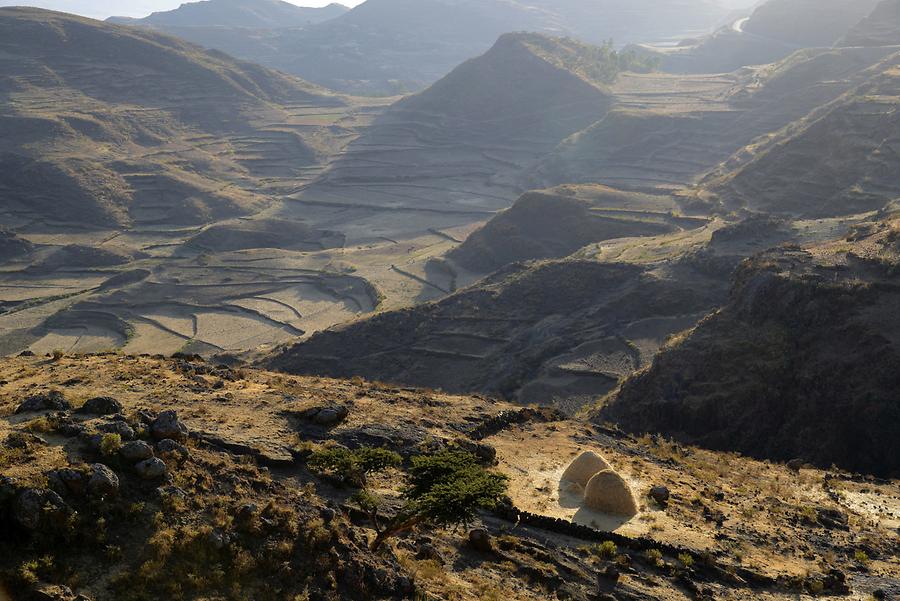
top-left (0, 354), bottom-right (897, 600)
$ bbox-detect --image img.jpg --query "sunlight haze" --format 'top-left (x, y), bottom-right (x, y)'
top-left (0, 0), bottom-right (363, 19)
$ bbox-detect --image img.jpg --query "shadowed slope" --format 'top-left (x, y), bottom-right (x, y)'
top-left (840, 0), bottom-right (900, 47)
top-left (598, 215), bottom-right (900, 478)
top-left (447, 185), bottom-right (688, 273)
top-left (309, 34), bottom-right (618, 214)
top-left (648, 0), bottom-right (881, 75)
top-left (265, 253), bottom-right (729, 413)
top-left (706, 51), bottom-right (900, 217)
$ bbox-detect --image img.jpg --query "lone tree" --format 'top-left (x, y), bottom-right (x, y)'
top-left (370, 450), bottom-right (509, 550)
top-left (308, 447), bottom-right (509, 550)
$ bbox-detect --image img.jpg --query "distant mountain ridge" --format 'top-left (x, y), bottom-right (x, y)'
top-left (840, 0), bottom-right (900, 47)
top-left (108, 0), bottom-right (733, 95)
top-left (109, 0), bottom-right (348, 29)
top-left (645, 0), bottom-right (882, 75)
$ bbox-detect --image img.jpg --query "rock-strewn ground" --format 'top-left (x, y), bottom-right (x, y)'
top-left (1, 354), bottom-right (897, 600)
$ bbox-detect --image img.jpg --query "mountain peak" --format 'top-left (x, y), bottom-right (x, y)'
top-left (108, 0), bottom-right (349, 29)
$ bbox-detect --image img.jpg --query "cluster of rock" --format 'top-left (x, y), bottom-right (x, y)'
top-left (560, 451), bottom-right (638, 517)
top-left (5, 392), bottom-right (192, 534)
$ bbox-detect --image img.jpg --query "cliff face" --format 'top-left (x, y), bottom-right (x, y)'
top-left (599, 218), bottom-right (900, 477)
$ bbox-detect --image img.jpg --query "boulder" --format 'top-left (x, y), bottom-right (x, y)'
top-left (87, 463), bottom-right (119, 498)
top-left (468, 528), bottom-right (494, 553)
top-left (98, 420), bottom-right (135, 441)
top-left (156, 438), bottom-right (189, 461)
top-left (816, 507), bottom-right (849, 530)
top-left (583, 470), bottom-right (639, 517)
top-left (15, 391), bottom-right (70, 414)
top-left (76, 396), bottom-right (123, 416)
top-left (151, 410), bottom-right (188, 442)
top-left (312, 405), bottom-right (350, 427)
top-left (561, 451), bottom-right (612, 488)
top-left (597, 565), bottom-right (621, 594)
top-left (454, 438), bottom-right (497, 464)
top-left (5, 431), bottom-right (45, 450)
top-left (649, 486), bottom-right (671, 507)
top-left (415, 542), bottom-right (444, 563)
top-left (135, 457), bottom-right (167, 480)
top-left (120, 440), bottom-right (154, 461)
top-left (48, 468), bottom-right (88, 497)
top-left (13, 488), bottom-right (71, 530)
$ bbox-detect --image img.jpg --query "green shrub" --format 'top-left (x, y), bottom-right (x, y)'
top-left (308, 447), bottom-right (401, 486)
top-left (592, 541), bottom-right (618, 560)
top-left (646, 548), bottom-right (664, 567)
top-left (678, 552), bottom-right (694, 568)
top-left (100, 433), bottom-right (123, 457)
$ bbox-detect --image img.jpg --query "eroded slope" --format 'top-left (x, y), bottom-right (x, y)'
top-left (598, 213), bottom-right (900, 477)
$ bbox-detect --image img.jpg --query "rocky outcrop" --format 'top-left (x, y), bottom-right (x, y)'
top-left (599, 223), bottom-right (900, 478)
top-left (135, 457), bottom-right (168, 480)
top-left (76, 397), bottom-right (123, 416)
top-left (15, 391), bottom-right (70, 414)
top-left (150, 411), bottom-right (189, 442)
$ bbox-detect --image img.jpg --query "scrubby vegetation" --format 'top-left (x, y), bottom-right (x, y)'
top-left (521, 35), bottom-right (660, 84)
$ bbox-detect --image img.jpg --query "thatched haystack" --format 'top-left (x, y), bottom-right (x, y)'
top-left (583, 469), bottom-right (638, 516)
top-left (561, 450), bottom-right (611, 487)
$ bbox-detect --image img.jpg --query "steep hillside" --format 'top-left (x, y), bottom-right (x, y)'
top-left (266, 247), bottom-right (731, 413)
top-left (741, 0), bottom-right (880, 48)
top-left (3, 354), bottom-right (898, 600)
top-left (391, 34), bottom-right (621, 138)
top-left (706, 51), bottom-right (900, 217)
top-left (0, 7), bottom-right (339, 228)
top-left (598, 215), bottom-right (900, 478)
top-left (649, 0), bottom-right (882, 75)
top-left (109, 0), bottom-right (348, 28)
top-left (307, 33), bottom-right (619, 216)
top-left (447, 185), bottom-right (691, 273)
top-left (840, 0), bottom-right (900, 47)
top-left (0, 230), bottom-right (33, 262)
top-left (531, 44), bottom-right (896, 191)
top-left (116, 0), bottom-right (730, 95)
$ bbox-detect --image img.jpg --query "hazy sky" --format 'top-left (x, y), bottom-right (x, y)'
top-left (0, 1), bottom-right (365, 19)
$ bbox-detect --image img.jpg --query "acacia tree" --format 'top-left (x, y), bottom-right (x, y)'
top-left (309, 447), bottom-right (509, 550)
top-left (368, 450), bottom-right (509, 551)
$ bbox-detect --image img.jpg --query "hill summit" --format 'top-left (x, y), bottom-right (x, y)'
top-left (109, 0), bottom-right (348, 29)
